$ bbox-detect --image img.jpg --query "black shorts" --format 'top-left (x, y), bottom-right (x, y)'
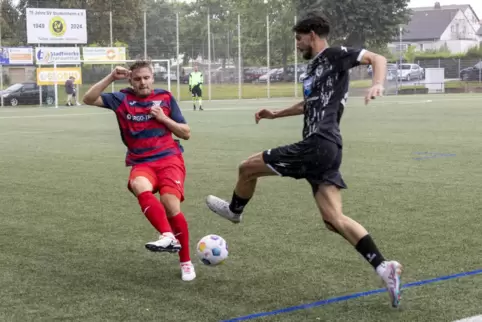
top-left (262, 134), bottom-right (346, 194)
top-left (191, 85), bottom-right (202, 97)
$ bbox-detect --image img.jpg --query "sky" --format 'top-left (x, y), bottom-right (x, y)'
top-left (409, 0), bottom-right (482, 18)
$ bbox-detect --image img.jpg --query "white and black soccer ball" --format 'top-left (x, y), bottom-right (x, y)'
top-left (196, 234), bottom-right (228, 266)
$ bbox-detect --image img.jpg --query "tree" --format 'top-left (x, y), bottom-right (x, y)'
top-left (295, 0), bottom-right (411, 49)
top-left (144, 0), bottom-right (178, 60)
top-left (1, 0), bottom-right (21, 46)
top-left (178, 0), bottom-right (239, 66)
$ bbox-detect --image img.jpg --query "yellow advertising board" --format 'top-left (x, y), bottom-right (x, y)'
top-left (36, 67), bottom-right (82, 85)
top-left (83, 47), bottom-right (127, 64)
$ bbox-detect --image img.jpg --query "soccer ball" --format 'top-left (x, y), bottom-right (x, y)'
top-left (196, 234), bottom-right (228, 266)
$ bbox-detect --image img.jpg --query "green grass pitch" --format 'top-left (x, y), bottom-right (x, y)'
top-left (0, 94), bottom-right (481, 322)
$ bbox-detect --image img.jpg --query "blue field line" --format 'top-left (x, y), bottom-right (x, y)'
top-left (221, 268), bottom-right (482, 322)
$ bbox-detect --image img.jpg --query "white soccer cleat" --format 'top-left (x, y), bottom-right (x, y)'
top-left (377, 260), bottom-right (403, 308)
top-left (205, 195), bottom-right (242, 223)
top-left (145, 233), bottom-right (182, 253)
top-left (180, 262), bottom-right (196, 281)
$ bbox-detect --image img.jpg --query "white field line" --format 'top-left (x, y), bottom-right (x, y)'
top-left (0, 96), bottom-right (480, 119)
top-left (454, 315), bottom-right (482, 322)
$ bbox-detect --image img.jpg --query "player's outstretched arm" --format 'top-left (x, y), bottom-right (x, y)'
top-left (255, 101), bottom-right (304, 124)
top-left (83, 67), bottom-right (130, 107)
top-left (359, 51), bottom-right (387, 86)
top-left (359, 51), bottom-right (387, 104)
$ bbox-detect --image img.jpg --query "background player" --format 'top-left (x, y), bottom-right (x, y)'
top-left (82, 60), bottom-right (196, 281)
top-left (189, 65), bottom-right (203, 111)
top-left (205, 11), bottom-right (403, 306)
top-left (65, 76), bottom-right (80, 106)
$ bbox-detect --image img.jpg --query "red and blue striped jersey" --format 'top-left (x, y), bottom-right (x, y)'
top-left (100, 88), bottom-right (186, 166)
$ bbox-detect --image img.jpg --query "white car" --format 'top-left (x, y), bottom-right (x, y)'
top-left (397, 63), bottom-right (424, 81)
top-left (258, 68), bottom-right (283, 83)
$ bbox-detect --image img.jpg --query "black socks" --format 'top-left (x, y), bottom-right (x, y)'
top-left (355, 234), bottom-right (385, 269)
top-left (229, 192), bottom-right (250, 214)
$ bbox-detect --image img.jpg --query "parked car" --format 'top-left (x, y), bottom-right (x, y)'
top-left (368, 63), bottom-right (398, 79)
top-left (0, 82), bottom-right (55, 106)
top-left (397, 63), bottom-right (424, 81)
top-left (258, 68), bottom-right (283, 83)
top-left (243, 67), bottom-right (268, 83)
top-left (284, 64), bottom-right (307, 82)
top-left (459, 62), bottom-right (482, 81)
top-left (386, 64), bottom-right (398, 81)
top-left (158, 71), bottom-right (177, 82)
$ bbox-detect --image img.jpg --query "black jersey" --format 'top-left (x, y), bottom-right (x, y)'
top-left (302, 46), bottom-right (366, 146)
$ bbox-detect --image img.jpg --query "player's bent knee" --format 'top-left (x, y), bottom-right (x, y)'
top-left (159, 192), bottom-right (182, 217)
top-left (238, 153), bottom-right (269, 179)
top-left (323, 219), bottom-right (342, 235)
top-left (129, 176), bottom-right (154, 196)
top-left (238, 159), bottom-right (253, 177)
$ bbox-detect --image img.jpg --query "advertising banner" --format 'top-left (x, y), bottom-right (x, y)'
top-left (0, 47), bottom-right (34, 65)
top-left (35, 47), bottom-right (81, 65)
top-left (83, 47), bottom-right (127, 63)
top-left (37, 67), bottom-right (82, 85)
top-left (26, 8), bottom-right (87, 44)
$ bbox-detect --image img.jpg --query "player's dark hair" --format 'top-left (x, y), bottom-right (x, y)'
top-left (292, 11), bottom-right (330, 38)
top-left (129, 57), bottom-right (153, 72)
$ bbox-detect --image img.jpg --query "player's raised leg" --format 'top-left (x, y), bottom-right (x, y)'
top-left (129, 168), bottom-right (181, 253)
top-left (206, 152), bottom-right (277, 223)
top-left (314, 184), bottom-right (403, 308)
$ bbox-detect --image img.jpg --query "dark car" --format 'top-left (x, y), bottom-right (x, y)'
top-left (0, 82), bottom-right (55, 106)
top-left (284, 64), bottom-right (307, 82)
top-left (460, 62), bottom-right (482, 81)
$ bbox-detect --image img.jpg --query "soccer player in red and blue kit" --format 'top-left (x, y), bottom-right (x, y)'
top-left (82, 60), bottom-right (196, 281)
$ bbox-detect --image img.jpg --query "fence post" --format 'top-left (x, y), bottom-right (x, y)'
top-left (238, 14), bottom-right (242, 100)
top-left (176, 12), bottom-right (180, 101)
top-left (0, 65), bottom-right (3, 107)
top-left (266, 14), bottom-right (270, 99)
top-left (0, 15), bottom-right (3, 107)
top-left (479, 59), bottom-right (481, 83)
top-left (54, 61), bottom-right (58, 109)
top-left (294, 14), bottom-right (298, 98)
top-left (207, 9), bottom-right (211, 101)
top-left (458, 58), bottom-right (460, 79)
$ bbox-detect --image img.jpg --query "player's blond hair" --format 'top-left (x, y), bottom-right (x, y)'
top-left (129, 56), bottom-right (153, 73)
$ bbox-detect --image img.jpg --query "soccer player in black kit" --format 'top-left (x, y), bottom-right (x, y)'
top-left (205, 11), bottom-right (403, 308)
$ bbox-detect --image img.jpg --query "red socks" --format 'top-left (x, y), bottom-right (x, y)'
top-left (168, 213), bottom-right (191, 263)
top-left (137, 192), bottom-right (190, 262)
top-left (137, 191), bottom-right (173, 234)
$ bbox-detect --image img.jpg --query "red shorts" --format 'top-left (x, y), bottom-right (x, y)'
top-left (127, 155), bottom-right (186, 201)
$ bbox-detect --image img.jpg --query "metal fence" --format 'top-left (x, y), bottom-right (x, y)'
top-left (1, 1), bottom-right (481, 108)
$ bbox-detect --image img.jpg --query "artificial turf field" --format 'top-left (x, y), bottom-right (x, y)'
top-left (0, 94), bottom-right (481, 322)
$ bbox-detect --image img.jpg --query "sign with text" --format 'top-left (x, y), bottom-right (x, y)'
top-left (36, 67), bottom-right (82, 85)
top-left (35, 47), bottom-right (81, 65)
top-left (83, 47), bottom-right (127, 63)
top-left (26, 8), bottom-right (87, 44)
top-left (0, 47), bottom-right (34, 65)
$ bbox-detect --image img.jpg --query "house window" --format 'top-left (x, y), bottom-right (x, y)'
top-left (451, 25), bottom-right (456, 32)
top-left (395, 43), bottom-right (408, 52)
